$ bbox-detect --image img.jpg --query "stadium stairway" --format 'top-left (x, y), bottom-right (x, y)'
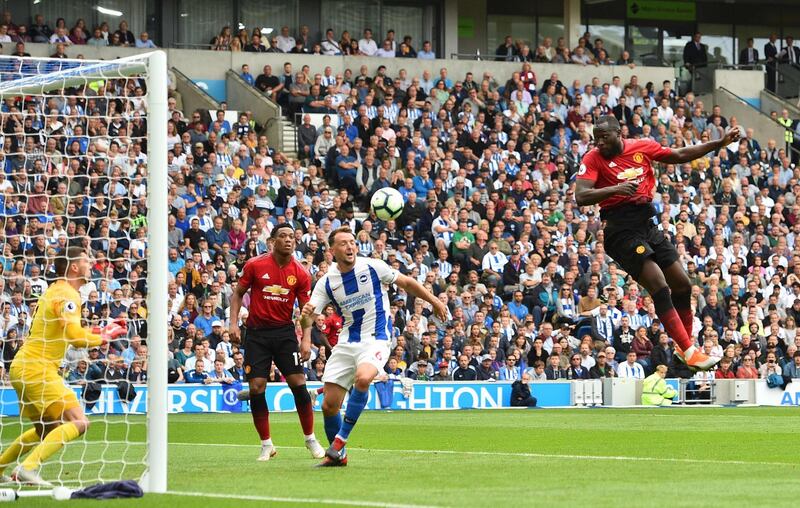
top-left (225, 70), bottom-right (285, 153)
top-left (281, 118), bottom-right (298, 160)
top-left (760, 88), bottom-right (800, 117)
top-left (172, 66), bottom-right (221, 117)
top-left (700, 87), bottom-right (785, 144)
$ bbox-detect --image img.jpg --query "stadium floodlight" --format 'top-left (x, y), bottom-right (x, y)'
top-left (95, 6), bottom-right (124, 17)
top-left (0, 52), bottom-right (168, 496)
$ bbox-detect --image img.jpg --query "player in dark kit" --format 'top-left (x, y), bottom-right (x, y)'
top-left (229, 224), bottom-right (326, 461)
top-left (575, 115), bottom-right (740, 372)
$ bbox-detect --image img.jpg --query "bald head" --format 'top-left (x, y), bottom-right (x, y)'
top-left (594, 115), bottom-right (621, 134)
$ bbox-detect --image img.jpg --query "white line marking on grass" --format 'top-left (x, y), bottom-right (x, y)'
top-left (168, 490), bottom-right (441, 508)
top-left (171, 442), bottom-right (796, 468)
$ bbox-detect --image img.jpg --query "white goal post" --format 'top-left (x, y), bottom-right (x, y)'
top-left (0, 51), bottom-right (167, 494)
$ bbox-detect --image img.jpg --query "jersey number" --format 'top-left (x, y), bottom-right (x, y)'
top-left (293, 352), bottom-right (301, 366)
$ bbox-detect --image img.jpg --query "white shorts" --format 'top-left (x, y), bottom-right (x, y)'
top-left (322, 341), bottom-right (390, 389)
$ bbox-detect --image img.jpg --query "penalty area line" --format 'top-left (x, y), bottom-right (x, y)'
top-left (171, 442), bottom-right (795, 468)
top-left (167, 490), bottom-right (441, 508)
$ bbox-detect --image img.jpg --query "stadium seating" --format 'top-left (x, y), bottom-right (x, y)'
top-left (1, 11), bottom-right (800, 395)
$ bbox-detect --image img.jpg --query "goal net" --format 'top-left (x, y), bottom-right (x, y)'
top-left (0, 53), bottom-right (167, 493)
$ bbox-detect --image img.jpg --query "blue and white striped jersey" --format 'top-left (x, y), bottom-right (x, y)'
top-left (310, 257), bottom-right (398, 344)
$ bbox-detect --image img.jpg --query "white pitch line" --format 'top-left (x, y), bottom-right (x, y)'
top-left (168, 490), bottom-right (441, 508)
top-left (171, 442), bottom-right (796, 468)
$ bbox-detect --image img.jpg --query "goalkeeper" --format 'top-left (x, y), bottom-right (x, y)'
top-left (0, 247), bottom-right (127, 486)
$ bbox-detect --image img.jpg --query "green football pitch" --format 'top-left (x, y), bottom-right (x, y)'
top-left (7, 407), bottom-right (800, 507)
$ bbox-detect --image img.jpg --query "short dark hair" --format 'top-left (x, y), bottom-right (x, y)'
top-left (53, 247), bottom-right (87, 277)
top-left (270, 223), bottom-right (294, 239)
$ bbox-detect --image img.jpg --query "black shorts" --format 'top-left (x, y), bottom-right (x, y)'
top-left (601, 204), bottom-right (679, 280)
top-left (243, 325), bottom-right (303, 380)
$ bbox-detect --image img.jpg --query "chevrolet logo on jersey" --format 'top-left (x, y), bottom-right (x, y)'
top-left (616, 167), bottom-right (644, 181)
top-left (262, 285), bottom-right (290, 295)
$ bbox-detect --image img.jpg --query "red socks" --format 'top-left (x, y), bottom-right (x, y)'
top-left (652, 287), bottom-right (694, 351)
top-left (675, 308), bottom-right (694, 341)
top-left (296, 401), bottom-right (315, 436)
top-left (659, 308), bottom-right (693, 351)
top-left (250, 391), bottom-right (271, 440)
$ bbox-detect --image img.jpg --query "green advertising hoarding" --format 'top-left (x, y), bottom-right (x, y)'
top-left (627, 0), bottom-right (696, 22)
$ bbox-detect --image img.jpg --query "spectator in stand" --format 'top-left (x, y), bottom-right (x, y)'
top-left (736, 356), bottom-right (759, 379)
top-left (780, 35), bottom-right (800, 64)
top-left (115, 20), bottom-right (135, 46)
top-left (244, 34), bottom-right (266, 52)
top-left (495, 36), bottom-right (518, 62)
top-left (87, 27), bottom-right (106, 46)
top-left (784, 351), bottom-right (800, 378)
top-left (683, 31), bottom-right (708, 71)
top-left (0, 24), bottom-right (11, 43)
top-left (376, 39), bottom-right (395, 58)
top-left (276, 26), bottom-right (296, 53)
top-left (452, 354), bottom-right (477, 381)
top-left (589, 352), bottom-right (615, 378)
top-left (49, 26), bottom-right (71, 45)
top-left (29, 14), bottom-right (52, 43)
top-left (617, 351), bottom-right (645, 379)
top-left (321, 29), bottom-right (342, 55)
top-left (358, 29), bottom-right (378, 56)
top-left (510, 372), bottom-right (537, 407)
top-left (759, 351), bottom-right (782, 378)
top-left (50, 43), bottom-right (68, 59)
top-left (418, 40), bottom-right (435, 59)
top-left (185, 359), bottom-right (211, 384)
top-left (136, 31), bottom-right (156, 48)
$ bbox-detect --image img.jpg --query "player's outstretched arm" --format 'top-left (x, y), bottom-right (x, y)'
top-left (395, 274), bottom-right (449, 321)
top-left (659, 127), bottom-right (741, 164)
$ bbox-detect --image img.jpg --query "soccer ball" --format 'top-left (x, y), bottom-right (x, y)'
top-left (370, 187), bottom-right (404, 221)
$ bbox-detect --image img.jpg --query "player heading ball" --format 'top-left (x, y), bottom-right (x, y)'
top-left (575, 115), bottom-right (741, 372)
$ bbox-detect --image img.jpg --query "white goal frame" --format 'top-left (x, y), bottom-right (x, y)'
top-left (0, 51), bottom-right (168, 494)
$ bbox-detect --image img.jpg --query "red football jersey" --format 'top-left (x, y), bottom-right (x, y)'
top-left (577, 138), bottom-right (672, 210)
top-left (238, 254), bottom-right (311, 328)
top-left (324, 313), bottom-right (343, 347)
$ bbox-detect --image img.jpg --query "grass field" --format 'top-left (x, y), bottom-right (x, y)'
top-left (7, 407), bottom-right (800, 507)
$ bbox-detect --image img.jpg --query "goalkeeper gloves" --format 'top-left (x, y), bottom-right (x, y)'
top-left (93, 320), bottom-right (129, 343)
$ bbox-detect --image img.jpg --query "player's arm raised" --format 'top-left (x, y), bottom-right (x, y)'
top-left (658, 127), bottom-right (741, 164)
top-left (394, 274), bottom-right (449, 321)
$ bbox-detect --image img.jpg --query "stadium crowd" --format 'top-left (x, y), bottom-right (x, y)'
top-left (0, 12), bottom-right (799, 398)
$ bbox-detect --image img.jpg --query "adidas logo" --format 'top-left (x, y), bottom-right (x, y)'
top-left (261, 273), bottom-right (270, 280)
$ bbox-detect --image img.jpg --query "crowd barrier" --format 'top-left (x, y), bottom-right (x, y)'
top-left (0, 379), bottom-right (797, 416)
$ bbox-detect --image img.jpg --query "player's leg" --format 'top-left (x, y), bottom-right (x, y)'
top-left (662, 261), bottom-right (694, 339)
top-left (0, 427), bottom-right (41, 481)
top-left (274, 328), bottom-right (324, 457)
top-left (320, 382), bottom-right (347, 445)
top-left (637, 259), bottom-right (718, 370)
top-left (315, 345), bottom-right (357, 467)
top-left (284, 372), bottom-right (325, 458)
top-left (14, 405), bottom-right (89, 486)
top-left (648, 227), bottom-right (695, 340)
top-left (332, 362), bottom-right (378, 446)
top-left (244, 332), bottom-right (276, 460)
top-left (326, 343), bottom-right (387, 456)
